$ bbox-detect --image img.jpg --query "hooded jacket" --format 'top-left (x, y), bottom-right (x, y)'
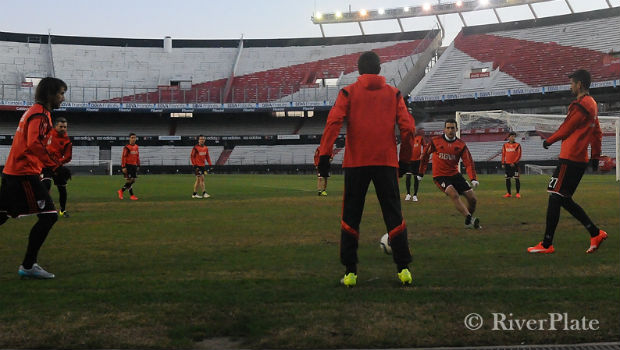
top-left (318, 74), bottom-right (415, 168)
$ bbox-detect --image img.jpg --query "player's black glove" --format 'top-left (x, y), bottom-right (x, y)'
top-left (54, 165), bottom-right (72, 181)
top-left (317, 155), bottom-right (331, 178)
top-left (398, 161), bottom-right (409, 178)
top-left (590, 158), bottom-right (599, 171)
top-left (542, 140), bottom-right (551, 149)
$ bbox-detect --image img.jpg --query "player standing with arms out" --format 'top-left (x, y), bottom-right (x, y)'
top-left (313, 146), bottom-right (332, 196)
top-left (0, 77), bottom-right (66, 279)
top-left (190, 135), bottom-right (212, 198)
top-left (318, 51), bottom-right (416, 287)
top-left (501, 131), bottom-right (522, 198)
top-left (418, 119), bottom-right (481, 229)
top-left (117, 133), bottom-right (140, 200)
top-left (42, 117), bottom-right (73, 217)
top-left (404, 128), bottom-right (425, 202)
top-left (527, 69), bottom-right (607, 254)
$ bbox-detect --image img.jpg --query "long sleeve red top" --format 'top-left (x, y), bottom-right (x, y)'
top-left (318, 74), bottom-right (415, 168)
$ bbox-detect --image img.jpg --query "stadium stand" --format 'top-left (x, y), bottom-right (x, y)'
top-left (0, 12), bottom-right (616, 175)
top-left (0, 30), bottom-right (437, 104)
top-left (174, 115), bottom-right (299, 136)
top-left (412, 8), bottom-right (620, 100)
top-left (225, 145), bottom-right (317, 166)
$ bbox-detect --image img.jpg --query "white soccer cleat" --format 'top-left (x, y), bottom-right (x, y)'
top-left (18, 263), bottom-right (55, 279)
top-left (202, 193), bottom-right (211, 198)
top-left (412, 195), bottom-right (418, 202)
top-left (192, 194), bottom-right (201, 198)
top-left (404, 194), bottom-right (412, 201)
top-left (465, 217), bottom-right (481, 229)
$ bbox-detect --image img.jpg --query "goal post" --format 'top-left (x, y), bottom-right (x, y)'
top-left (455, 110), bottom-right (620, 181)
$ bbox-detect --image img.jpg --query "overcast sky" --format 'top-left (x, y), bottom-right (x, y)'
top-left (1, 0), bottom-right (617, 45)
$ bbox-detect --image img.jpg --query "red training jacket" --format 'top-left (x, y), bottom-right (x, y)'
top-left (3, 104), bottom-right (59, 176)
top-left (47, 128), bottom-right (72, 165)
top-left (419, 135), bottom-right (477, 180)
top-left (546, 94), bottom-right (602, 163)
top-left (190, 144), bottom-right (212, 167)
top-left (501, 142), bottom-right (521, 165)
top-left (121, 144), bottom-right (140, 167)
top-left (318, 74), bottom-right (415, 167)
top-left (410, 135), bottom-right (426, 161)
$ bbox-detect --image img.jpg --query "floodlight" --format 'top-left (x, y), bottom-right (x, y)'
top-left (404, 6), bottom-right (410, 12)
top-left (422, 3), bottom-right (431, 11)
top-left (480, 0), bottom-right (490, 5)
top-left (315, 12), bottom-right (322, 19)
top-left (360, 9), bottom-right (368, 16)
top-left (456, 0), bottom-right (463, 6)
top-left (335, 11), bottom-right (342, 18)
top-left (378, 8), bottom-right (385, 15)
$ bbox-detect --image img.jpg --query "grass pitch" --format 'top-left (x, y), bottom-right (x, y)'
top-left (0, 173), bottom-right (618, 349)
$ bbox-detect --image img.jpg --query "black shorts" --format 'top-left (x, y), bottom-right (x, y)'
top-left (42, 166), bottom-right (71, 186)
top-left (547, 159), bottom-right (586, 197)
top-left (406, 160), bottom-right (421, 176)
top-left (433, 173), bottom-right (472, 195)
top-left (125, 164), bottom-right (138, 179)
top-left (504, 163), bottom-right (520, 179)
top-left (194, 166), bottom-right (206, 176)
top-left (0, 174), bottom-right (56, 218)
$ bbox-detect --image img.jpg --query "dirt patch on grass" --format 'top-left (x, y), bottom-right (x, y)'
top-left (194, 337), bottom-right (245, 349)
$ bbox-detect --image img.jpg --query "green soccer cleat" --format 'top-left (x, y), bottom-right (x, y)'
top-left (320, 190), bottom-right (328, 196)
top-left (398, 268), bottom-right (413, 285)
top-left (340, 273), bottom-right (357, 287)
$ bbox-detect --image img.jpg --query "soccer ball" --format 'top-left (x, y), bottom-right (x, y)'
top-left (380, 233), bottom-right (392, 255)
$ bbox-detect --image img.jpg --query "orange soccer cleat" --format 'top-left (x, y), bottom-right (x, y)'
top-left (586, 230), bottom-right (608, 254)
top-left (527, 241), bottom-right (555, 254)
top-left (117, 189), bottom-right (124, 200)
top-left (515, 193), bottom-right (521, 199)
top-left (502, 193), bottom-right (512, 198)
top-left (130, 195), bottom-right (139, 201)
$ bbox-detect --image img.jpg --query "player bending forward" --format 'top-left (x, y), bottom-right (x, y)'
top-left (419, 119), bottom-right (481, 229)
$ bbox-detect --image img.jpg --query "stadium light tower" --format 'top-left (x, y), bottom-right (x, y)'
top-left (311, 0), bottom-right (578, 38)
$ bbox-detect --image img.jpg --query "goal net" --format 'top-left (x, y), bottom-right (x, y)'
top-left (66, 160), bottom-right (114, 176)
top-left (455, 110), bottom-right (620, 181)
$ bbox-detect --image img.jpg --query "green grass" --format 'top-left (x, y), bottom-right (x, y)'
top-left (0, 174), bottom-right (618, 349)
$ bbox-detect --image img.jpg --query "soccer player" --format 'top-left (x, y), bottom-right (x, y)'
top-left (0, 77), bottom-right (66, 279)
top-left (42, 117), bottom-right (73, 217)
top-left (418, 119), bottom-right (481, 229)
top-left (190, 135), bottom-right (212, 198)
top-left (313, 146), bottom-right (332, 196)
top-left (527, 69), bottom-right (607, 254)
top-left (404, 128), bottom-right (425, 202)
top-left (501, 131), bottom-right (522, 198)
top-left (117, 133), bottom-right (140, 200)
top-left (317, 51), bottom-right (416, 287)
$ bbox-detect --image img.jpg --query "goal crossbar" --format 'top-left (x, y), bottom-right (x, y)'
top-left (456, 111), bottom-right (620, 181)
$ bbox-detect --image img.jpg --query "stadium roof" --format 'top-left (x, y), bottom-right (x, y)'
top-left (311, 0), bottom-right (616, 37)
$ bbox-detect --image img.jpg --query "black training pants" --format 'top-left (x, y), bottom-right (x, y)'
top-left (340, 166), bottom-right (412, 270)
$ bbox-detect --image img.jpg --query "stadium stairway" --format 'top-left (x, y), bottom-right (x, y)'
top-left (216, 149), bottom-right (233, 165)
